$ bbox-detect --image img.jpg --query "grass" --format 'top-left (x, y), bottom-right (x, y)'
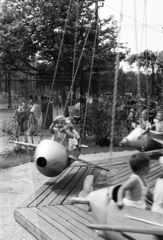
top-left (0, 137), bottom-right (135, 170)
top-left (0, 148), bottom-right (35, 169)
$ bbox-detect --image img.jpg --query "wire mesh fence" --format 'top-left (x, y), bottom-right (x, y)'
top-left (0, 99), bottom-right (68, 154)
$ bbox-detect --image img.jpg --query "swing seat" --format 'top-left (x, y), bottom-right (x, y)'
top-left (73, 115), bottom-right (80, 123)
top-left (34, 139), bottom-right (68, 177)
top-left (120, 127), bottom-right (163, 151)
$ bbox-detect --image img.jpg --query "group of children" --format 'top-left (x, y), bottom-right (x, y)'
top-left (13, 98), bottom-right (41, 142)
top-left (117, 109), bottom-right (163, 212)
top-left (137, 109), bottom-right (163, 140)
top-left (50, 114), bottom-right (163, 214)
top-left (117, 152), bottom-right (163, 214)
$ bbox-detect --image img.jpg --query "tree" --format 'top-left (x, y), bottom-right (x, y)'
top-left (127, 50), bottom-right (158, 96)
top-left (1, 0), bottom-right (129, 101)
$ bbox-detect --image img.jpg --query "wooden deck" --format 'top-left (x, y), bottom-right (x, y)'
top-left (14, 154), bottom-right (162, 240)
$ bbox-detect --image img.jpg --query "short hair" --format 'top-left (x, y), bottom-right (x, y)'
top-left (157, 111), bottom-right (163, 116)
top-left (142, 110), bottom-right (149, 115)
top-left (54, 115), bottom-right (66, 123)
top-left (129, 153), bottom-right (150, 172)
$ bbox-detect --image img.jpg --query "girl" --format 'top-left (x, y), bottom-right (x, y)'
top-left (137, 110), bottom-right (151, 130)
top-left (49, 115), bottom-right (74, 149)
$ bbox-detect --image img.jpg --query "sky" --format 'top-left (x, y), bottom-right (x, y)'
top-left (99, 0), bottom-right (163, 54)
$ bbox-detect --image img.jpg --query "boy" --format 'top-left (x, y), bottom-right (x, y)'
top-left (117, 152), bottom-right (152, 209)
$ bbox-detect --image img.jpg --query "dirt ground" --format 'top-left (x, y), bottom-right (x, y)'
top-left (0, 162), bottom-right (51, 240)
top-left (0, 150), bottom-right (137, 240)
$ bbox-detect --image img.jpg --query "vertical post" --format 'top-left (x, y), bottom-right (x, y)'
top-left (7, 70), bottom-right (12, 108)
top-left (162, 68), bottom-right (163, 102)
top-left (93, 0), bottom-right (99, 100)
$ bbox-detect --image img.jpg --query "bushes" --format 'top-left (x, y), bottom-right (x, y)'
top-left (85, 102), bottom-right (128, 146)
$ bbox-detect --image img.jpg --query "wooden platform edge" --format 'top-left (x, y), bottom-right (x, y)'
top-left (14, 207), bottom-right (70, 240)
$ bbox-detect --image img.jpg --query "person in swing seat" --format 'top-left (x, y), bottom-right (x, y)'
top-left (117, 152), bottom-right (153, 210)
top-left (138, 110), bottom-right (163, 139)
top-left (137, 109), bottom-right (151, 130)
top-left (49, 115), bottom-right (74, 149)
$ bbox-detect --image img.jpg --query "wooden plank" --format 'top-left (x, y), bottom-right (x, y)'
top-left (111, 160), bottom-right (160, 185)
top-left (110, 161), bottom-right (160, 189)
top-left (56, 205), bottom-right (94, 225)
top-left (111, 160), bottom-right (158, 180)
top-left (94, 169), bottom-right (110, 189)
top-left (48, 206), bottom-right (103, 240)
top-left (109, 166), bottom-right (128, 179)
top-left (66, 205), bottom-right (95, 223)
top-left (61, 167), bottom-right (97, 205)
top-left (110, 161), bottom-right (159, 182)
top-left (56, 206), bottom-right (104, 239)
top-left (147, 169), bottom-right (162, 184)
top-left (38, 206), bottom-right (96, 240)
top-left (29, 167), bottom-right (76, 207)
top-left (51, 167), bottom-right (95, 205)
top-left (18, 175), bottom-right (61, 208)
top-left (14, 208), bottom-right (69, 240)
top-left (32, 207), bottom-right (81, 240)
top-left (38, 167), bottom-right (81, 207)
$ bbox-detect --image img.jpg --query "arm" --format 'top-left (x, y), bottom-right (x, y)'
top-left (60, 128), bottom-right (74, 138)
top-left (49, 121), bottom-right (57, 134)
top-left (150, 124), bottom-right (156, 130)
top-left (147, 189), bottom-right (153, 203)
top-left (77, 137), bottom-right (81, 150)
top-left (138, 127), bottom-right (151, 139)
top-left (117, 177), bottom-right (138, 209)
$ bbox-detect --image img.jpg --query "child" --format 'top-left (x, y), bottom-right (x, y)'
top-left (27, 112), bottom-right (35, 136)
top-left (137, 110), bottom-right (151, 130)
top-left (68, 123), bottom-right (81, 151)
top-left (152, 111), bottom-right (163, 132)
top-left (49, 115), bottom-right (74, 148)
top-left (138, 111), bottom-right (163, 139)
top-left (127, 108), bottom-right (136, 130)
top-left (117, 152), bottom-right (152, 209)
top-left (151, 157), bottom-right (163, 214)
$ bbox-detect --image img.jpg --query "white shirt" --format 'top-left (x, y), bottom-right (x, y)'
top-left (51, 128), bottom-right (68, 147)
top-left (30, 104), bottom-right (41, 121)
top-left (155, 122), bottom-right (163, 132)
top-left (138, 119), bottom-right (151, 130)
top-left (68, 129), bottom-right (80, 150)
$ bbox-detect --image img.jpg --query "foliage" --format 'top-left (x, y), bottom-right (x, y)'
top-left (127, 50), bottom-right (163, 97)
top-left (0, 0), bottom-right (129, 97)
top-left (85, 101), bottom-right (128, 146)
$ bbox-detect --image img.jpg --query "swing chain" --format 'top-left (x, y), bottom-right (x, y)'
top-left (39, 0), bottom-right (73, 142)
top-left (64, 15), bottom-right (94, 115)
top-left (70, 0), bottom-right (79, 107)
top-left (82, 6), bottom-right (99, 138)
top-left (134, 0), bottom-right (141, 100)
top-left (110, 0), bottom-right (124, 153)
